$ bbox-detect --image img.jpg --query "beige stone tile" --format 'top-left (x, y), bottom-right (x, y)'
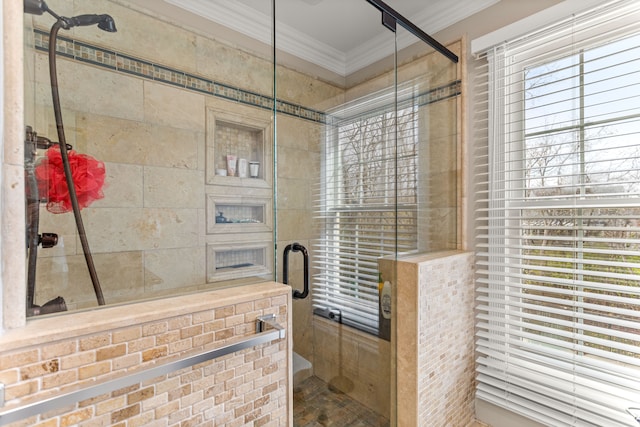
top-left (277, 117), bottom-right (323, 155)
top-left (422, 98), bottom-right (457, 140)
top-left (34, 251), bottom-right (144, 308)
top-left (197, 207), bottom-right (207, 247)
top-left (291, 296), bottom-right (313, 363)
top-left (276, 178), bottom-right (311, 211)
top-left (36, 56), bottom-right (144, 122)
top-left (419, 208), bottom-right (457, 251)
top-left (196, 35), bottom-right (273, 95)
top-left (275, 64), bottom-right (343, 108)
top-left (71, 0), bottom-right (198, 73)
top-left (197, 127), bottom-right (206, 171)
top-left (143, 166), bottom-right (204, 209)
top-left (276, 210), bottom-right (314, 243)
top-left (143, 80), bottom-right (205, 131)
top-left (91, 162), bottom-right (144, 209)
top-left (144, 247), bottom-right (206, 291)
top-left (421, 170), bottom-right (457, 209)
top-left (422, 137), bottom-right (457, 175)
top-left (79, 207), bottom-right (199, 252)
top-left (76, 113), bottom-right (201, 170)
top-left (275, 145), bottom-right (312, 180)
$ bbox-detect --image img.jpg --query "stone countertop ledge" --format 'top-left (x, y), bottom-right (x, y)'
top-left (396, 249), bottom-right (466, 264)
top-left (0, 281), bottom-right (290, 352)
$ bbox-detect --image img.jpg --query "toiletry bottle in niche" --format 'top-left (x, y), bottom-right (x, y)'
top-left (378, 273), bottom-right (391, 341)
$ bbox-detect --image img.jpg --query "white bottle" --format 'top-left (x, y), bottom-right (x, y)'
top-left (381, 280), bottom-right (391, 319)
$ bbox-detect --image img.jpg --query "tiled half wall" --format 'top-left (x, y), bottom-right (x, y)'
top-left (392, 251), bottom-right (475, 427)
top-left (0, 282), bottom-right (292, 427)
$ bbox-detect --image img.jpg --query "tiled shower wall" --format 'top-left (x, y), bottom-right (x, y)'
top-left (311, 316), bottom-right (391, 420)
top-left (0, 283), bottom-right (291, 426)
top-left (18, 2), bottom-right (467, 425)
top-left (24, 0), bottom-right (463, 357)
top-left (26, 0), bottom-right (339, 310)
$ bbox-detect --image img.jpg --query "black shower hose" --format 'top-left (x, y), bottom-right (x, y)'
top-left (48, 20), bottom-right (105, 306)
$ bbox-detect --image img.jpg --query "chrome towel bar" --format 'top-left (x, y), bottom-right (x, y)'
top-left (0, 314), bottom-right (285, 425)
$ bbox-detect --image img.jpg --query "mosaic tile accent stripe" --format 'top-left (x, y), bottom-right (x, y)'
top-left (33, 29), bottom-right (460, 125)
top-left (418, 80), bottom-right (461, 106)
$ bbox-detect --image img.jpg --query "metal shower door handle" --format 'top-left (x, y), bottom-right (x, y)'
top-left (283, 242), bottom-right (309, 299)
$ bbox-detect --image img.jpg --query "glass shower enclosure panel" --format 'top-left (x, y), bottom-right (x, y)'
top-left (392, 22), bottom-right (459, 427)
top-left (23, 0), bottom-right (276, 316)
top-left (22, 0), bottom-right (460, 424)
top-left (273, 1), bottom-right (399, 425)
top-left (394, 20), bottom-right (459, 255)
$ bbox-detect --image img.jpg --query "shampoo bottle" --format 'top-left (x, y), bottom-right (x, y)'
top-left (378, 273), bottom-right (391, 341)
top-left (381, 280), bottom-right (391, 320)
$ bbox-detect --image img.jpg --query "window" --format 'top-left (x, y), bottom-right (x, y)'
top-left (313, 92), bottom-right (419, 336)
top-left (475, 1), bottom-right (640, 425)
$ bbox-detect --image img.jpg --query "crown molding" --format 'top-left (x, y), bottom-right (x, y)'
top-left (345, 1), bottom-right (499, 73)
top-left (165, 0), bottom-right (347, 74)
top-left (166, 0), bottom-right (498, 76)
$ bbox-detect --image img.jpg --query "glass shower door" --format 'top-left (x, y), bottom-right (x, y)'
top-left (272, 1), bottom-right (459, 425)
top-left (273, 2), bottom-right (399, 425)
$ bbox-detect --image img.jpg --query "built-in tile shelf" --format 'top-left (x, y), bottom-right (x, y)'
top-left (207, 242), bottom-right (272, 282)
top-left (205, 106), bottom-right (274, 283)
top-left (206, 195), bottom-right (273, 235)
top-left (209, 175), bottom-right (270, 188)
top-left (206, 108), bottom-right (272, 188)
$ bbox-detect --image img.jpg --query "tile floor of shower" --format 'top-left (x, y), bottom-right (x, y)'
top-left (293, 376), bottom-right (489, 427)
top-left (293, 376), bottom-right (389, 427)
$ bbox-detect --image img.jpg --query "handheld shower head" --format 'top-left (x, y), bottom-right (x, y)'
top-left (23, 0), bottom-right (117, 32)
top-left (98, 15), bottom-right (117, 32)
top-left (65, 14), bottom-right (117, 32)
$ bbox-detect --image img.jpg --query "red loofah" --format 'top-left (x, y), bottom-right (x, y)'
top-left (34, 146), bottom-right (106, 214)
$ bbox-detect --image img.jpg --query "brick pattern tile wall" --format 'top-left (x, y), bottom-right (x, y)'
top-left (0, 293), bottom-right (289, 427)
top-left (417, 251), bottom-right (475, 427)
top-left (395, 251), bottom-right (475, 427)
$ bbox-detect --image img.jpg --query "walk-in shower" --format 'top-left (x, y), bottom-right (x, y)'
top-left (23, 0), bottom-right (459, 424)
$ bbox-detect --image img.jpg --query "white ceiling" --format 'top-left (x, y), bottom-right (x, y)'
top-left (163, 0), bottom-right (499, 75)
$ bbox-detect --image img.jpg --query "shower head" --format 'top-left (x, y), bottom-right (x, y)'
top-left (98, 15), bottom-right (117, 32)
top-left (23, 0), bottom-right (117, 32)
top-left (65, 14), bottom-right (117, 32)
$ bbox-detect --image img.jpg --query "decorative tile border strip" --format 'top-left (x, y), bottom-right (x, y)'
top-left (33, 29), bottom-right (460, 125)
top-left (418, 80), bottom-right (461, 107)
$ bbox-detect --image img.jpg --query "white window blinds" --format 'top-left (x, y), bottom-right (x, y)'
top-left (475, 1), bottom-right (640, 425)
top-left (313, 90), bottom-right (419, 335)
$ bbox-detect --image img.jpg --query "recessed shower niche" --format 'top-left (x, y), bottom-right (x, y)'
top-left (206, 108), bottom-right (272, 187)
top-left (206, 195), bottom-right (272, 234)
top-left (205, 107), bottom-right (273, 282)
top-left (207, 242), bottom-right (272, 283)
